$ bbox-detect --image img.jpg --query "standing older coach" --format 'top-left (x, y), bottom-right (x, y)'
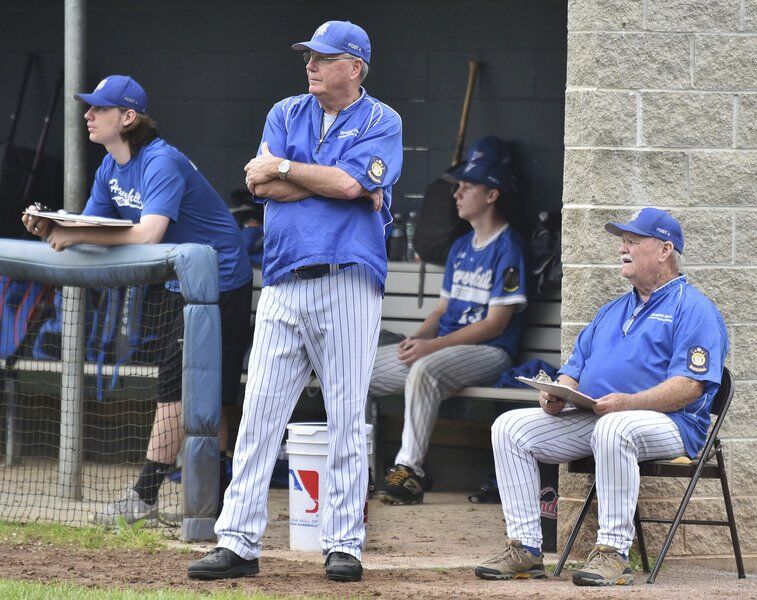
top-left (189, 21), bottom-right (402, 582)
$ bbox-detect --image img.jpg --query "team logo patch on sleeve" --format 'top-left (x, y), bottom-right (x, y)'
top-left (503, 266), bottom-right (520, 293)
top-left (687, 346), bottom-right (709, 374)
top-left (367, 156), bottom-right (387, 184)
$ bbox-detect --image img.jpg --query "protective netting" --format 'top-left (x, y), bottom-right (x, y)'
top-left (0, 278), bottom-right (185, 529)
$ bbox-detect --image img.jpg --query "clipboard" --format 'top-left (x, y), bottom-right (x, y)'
top-left (24, 208), bottom-right (133, 228)
top-left (515, 376), bottom-right (597, 410)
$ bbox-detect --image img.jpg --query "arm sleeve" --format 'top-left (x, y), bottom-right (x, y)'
top-left (439, 238), bottom-right (461, 299)
top-left (559, 302), bottom-right (614, 381)
top-left (667, 292), bottom-right (729, 385)
top-left (252, 101), bottom-right (290, 205)
top-left (334, 104), bottom-right (403, 192)
top-left (139, 156), bottom-right (186, 222)
top-left (82, 163), bottom-right (120, 218)
top-left (488, 238), bottom-right (528, 311)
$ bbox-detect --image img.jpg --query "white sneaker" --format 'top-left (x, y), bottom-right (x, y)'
top-left (92, 489), bottom-right (158, 526)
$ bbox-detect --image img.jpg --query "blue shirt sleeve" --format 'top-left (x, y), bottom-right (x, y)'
top-left (667, 291), bottom-right (729, 385)
top-left (334, 104), bottom-right (403, 192)
top-left (559, 301), bottom-right (614, 381)
top-left (488, 235), bottom-right (528, 310)
top-left (139, 155), bottom-right (186, 222)
top-left (440, 237), bottom-right (461, 298)
top-left (82, 162), bottom-right (120, 218)
top-left (260, 101), bottom-right (289, 159)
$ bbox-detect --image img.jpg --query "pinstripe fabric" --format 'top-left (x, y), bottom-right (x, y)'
top-left (215, 264), bottom-right (381, 560)
top-left (369, 343), bottom-right (511, 477)
top-left (492, 407), bottom-right (685, 554)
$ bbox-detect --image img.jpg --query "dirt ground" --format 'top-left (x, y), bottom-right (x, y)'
top-left (0, 490), bottom-right (754, 599)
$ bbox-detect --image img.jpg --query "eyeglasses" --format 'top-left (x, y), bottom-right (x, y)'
top-left (302, 51), bottom-right (357, 65)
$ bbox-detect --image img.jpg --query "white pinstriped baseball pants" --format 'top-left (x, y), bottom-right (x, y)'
top-left (492, 407), bottom-right (685, 554)
top-left (368, 343), bottom-right (511, 477)
top-left (215, 264), bottom-right (381, 560)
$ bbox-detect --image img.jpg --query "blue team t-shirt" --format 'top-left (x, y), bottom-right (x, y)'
top-left (560, 276), bottom-right (729, 458)
top-left (437, 225), bottom-right (528, 359)
top-left (83, 138), bottom-right (252, 292)
top-left (257, 89), bottom-right (403, 288)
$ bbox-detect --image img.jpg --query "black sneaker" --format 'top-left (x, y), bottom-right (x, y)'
top-left (325, 551), bottom-right (363, 582)
top-left (187, 547), bottom-right (260, 580)
top-left (376, 465), bottom-right (424, 505)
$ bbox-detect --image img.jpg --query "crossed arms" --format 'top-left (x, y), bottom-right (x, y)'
top-left (244, 142), bottom-right (383, 211)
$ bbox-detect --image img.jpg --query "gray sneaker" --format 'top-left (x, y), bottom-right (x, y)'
top-left (92, 489), bottom-right (158, 526)
top-left (572, 545), bottom-right (633, 586)
top-left (475, 539), bottom-right (546, 580)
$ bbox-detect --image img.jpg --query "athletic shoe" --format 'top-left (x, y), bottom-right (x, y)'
top-left (377, 465), bottom-right (424, 505)
top-left (325, 551), bottom-right (363, 582)
top-left (187, 547), bottom-right (260, 580)
top-left (474, 538), bottom-right (546, 580)
top-left (92, 488), bottom-right (158, 526)
top-left (572, 545), bottom-right (634, 586)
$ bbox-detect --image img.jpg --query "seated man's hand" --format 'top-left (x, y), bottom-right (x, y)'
top-left (22, 207), bottom-right (55, 238)
top-left (397, 337), bottom-right (437, 367)
top-left (539, 391), bottom-right (565, 415)
top-left (593, 392), bottom-right (633, 416)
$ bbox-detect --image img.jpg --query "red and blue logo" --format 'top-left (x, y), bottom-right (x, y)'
top-left (289, 469), bottom-right (319, 514)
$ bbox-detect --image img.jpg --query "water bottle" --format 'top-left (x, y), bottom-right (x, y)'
top-left (389, 213), bottom-right (406, 261)
top-left (406, 211), bottom-right (418, 262)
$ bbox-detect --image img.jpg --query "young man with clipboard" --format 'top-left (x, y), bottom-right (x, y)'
top-left (21, 74), bottom-right (252, 526)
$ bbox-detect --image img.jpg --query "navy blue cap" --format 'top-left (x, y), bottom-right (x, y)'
top-left (446, 136), bottom-right (517, 194)
top-left (292, 21), bottom-right (371, 64)
top-left (74, 75), bottom-right (148, 114)
top-left (605, 207), bottom-right (684, 253)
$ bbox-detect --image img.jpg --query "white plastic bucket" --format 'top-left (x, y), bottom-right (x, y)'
top-left (286, 422), bottom-right (373, 552)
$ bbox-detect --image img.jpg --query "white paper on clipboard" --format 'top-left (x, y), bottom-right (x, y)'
top-left (515, 376), bottom-right (597, 410)
top-left (24, 209), bottom-right (134, 228)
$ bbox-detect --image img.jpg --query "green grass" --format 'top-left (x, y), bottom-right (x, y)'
top-left (0, 519), bottom-right (167, 553)
top-left (0, 580), bottom-right (302, 599)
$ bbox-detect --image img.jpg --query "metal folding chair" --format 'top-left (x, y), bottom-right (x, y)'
top-left (553, 367), bottom-right (745, 583)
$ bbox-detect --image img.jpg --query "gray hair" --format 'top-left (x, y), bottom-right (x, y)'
top-left (672, 249), bottom-right (684, 273)
top-left (344, 54), bottom-right (369, 81)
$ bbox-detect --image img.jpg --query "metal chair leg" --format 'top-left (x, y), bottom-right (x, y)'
top-left (647, 466), bottom-right (704, 583)
top-left (716, 449), bottom-right (746, 578)
top-left (634, 510), bottom-right (650, 573)
top-left (553, 482), bottom-right (596, 577)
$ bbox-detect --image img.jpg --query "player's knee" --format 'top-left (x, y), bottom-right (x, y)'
top-left (591, 412), bottom-right (633, 452)
top-left (406, 358), bottom-right (440, 393)
top-left (492, 408), bottom-right (537, 447)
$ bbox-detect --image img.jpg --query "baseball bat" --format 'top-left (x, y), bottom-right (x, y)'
top-left (0, 54), bottom-right (36, 193)
top-left (21, 70), bottom-right (63, 206)
top-left (451, 61), bottom-right (480, 168)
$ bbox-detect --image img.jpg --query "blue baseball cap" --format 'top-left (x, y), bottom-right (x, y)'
top-left (446, 136), bottom-right (517, 194)
top-left (74, 75), bottom-right (148, 114)
top-left (292, 21), bottom-right (371, 64)
top-left (605, 207), bottom-right (684, 253)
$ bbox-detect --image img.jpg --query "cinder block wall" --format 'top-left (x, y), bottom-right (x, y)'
top-left (560, 0), bottom-right (757, 562)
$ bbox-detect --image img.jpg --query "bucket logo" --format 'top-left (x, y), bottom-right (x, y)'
top-left (540, 486), bottom-right (558, 520)
top-left (290, 469), bottom-right (319, 514)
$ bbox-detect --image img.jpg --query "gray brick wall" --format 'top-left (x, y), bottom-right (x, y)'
top-left (0, 0), bottom-right (566, 223)
top-left (562, 0), bottom-right (757, 561)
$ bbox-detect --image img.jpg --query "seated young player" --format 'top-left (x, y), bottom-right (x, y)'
top-left (369, 136), bottom-right (528, 505)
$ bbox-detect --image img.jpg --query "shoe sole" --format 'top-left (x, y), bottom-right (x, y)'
top-left (474, 568), bottom-right (546, 581)
top-left (188, 564), bottom-right (260, 580)
top-left (376, 492), bottom-right (423, 506)
top-left (572, 574), bottom-right (633, 586)
top-left (326, 570), bottom-right (363, 582)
